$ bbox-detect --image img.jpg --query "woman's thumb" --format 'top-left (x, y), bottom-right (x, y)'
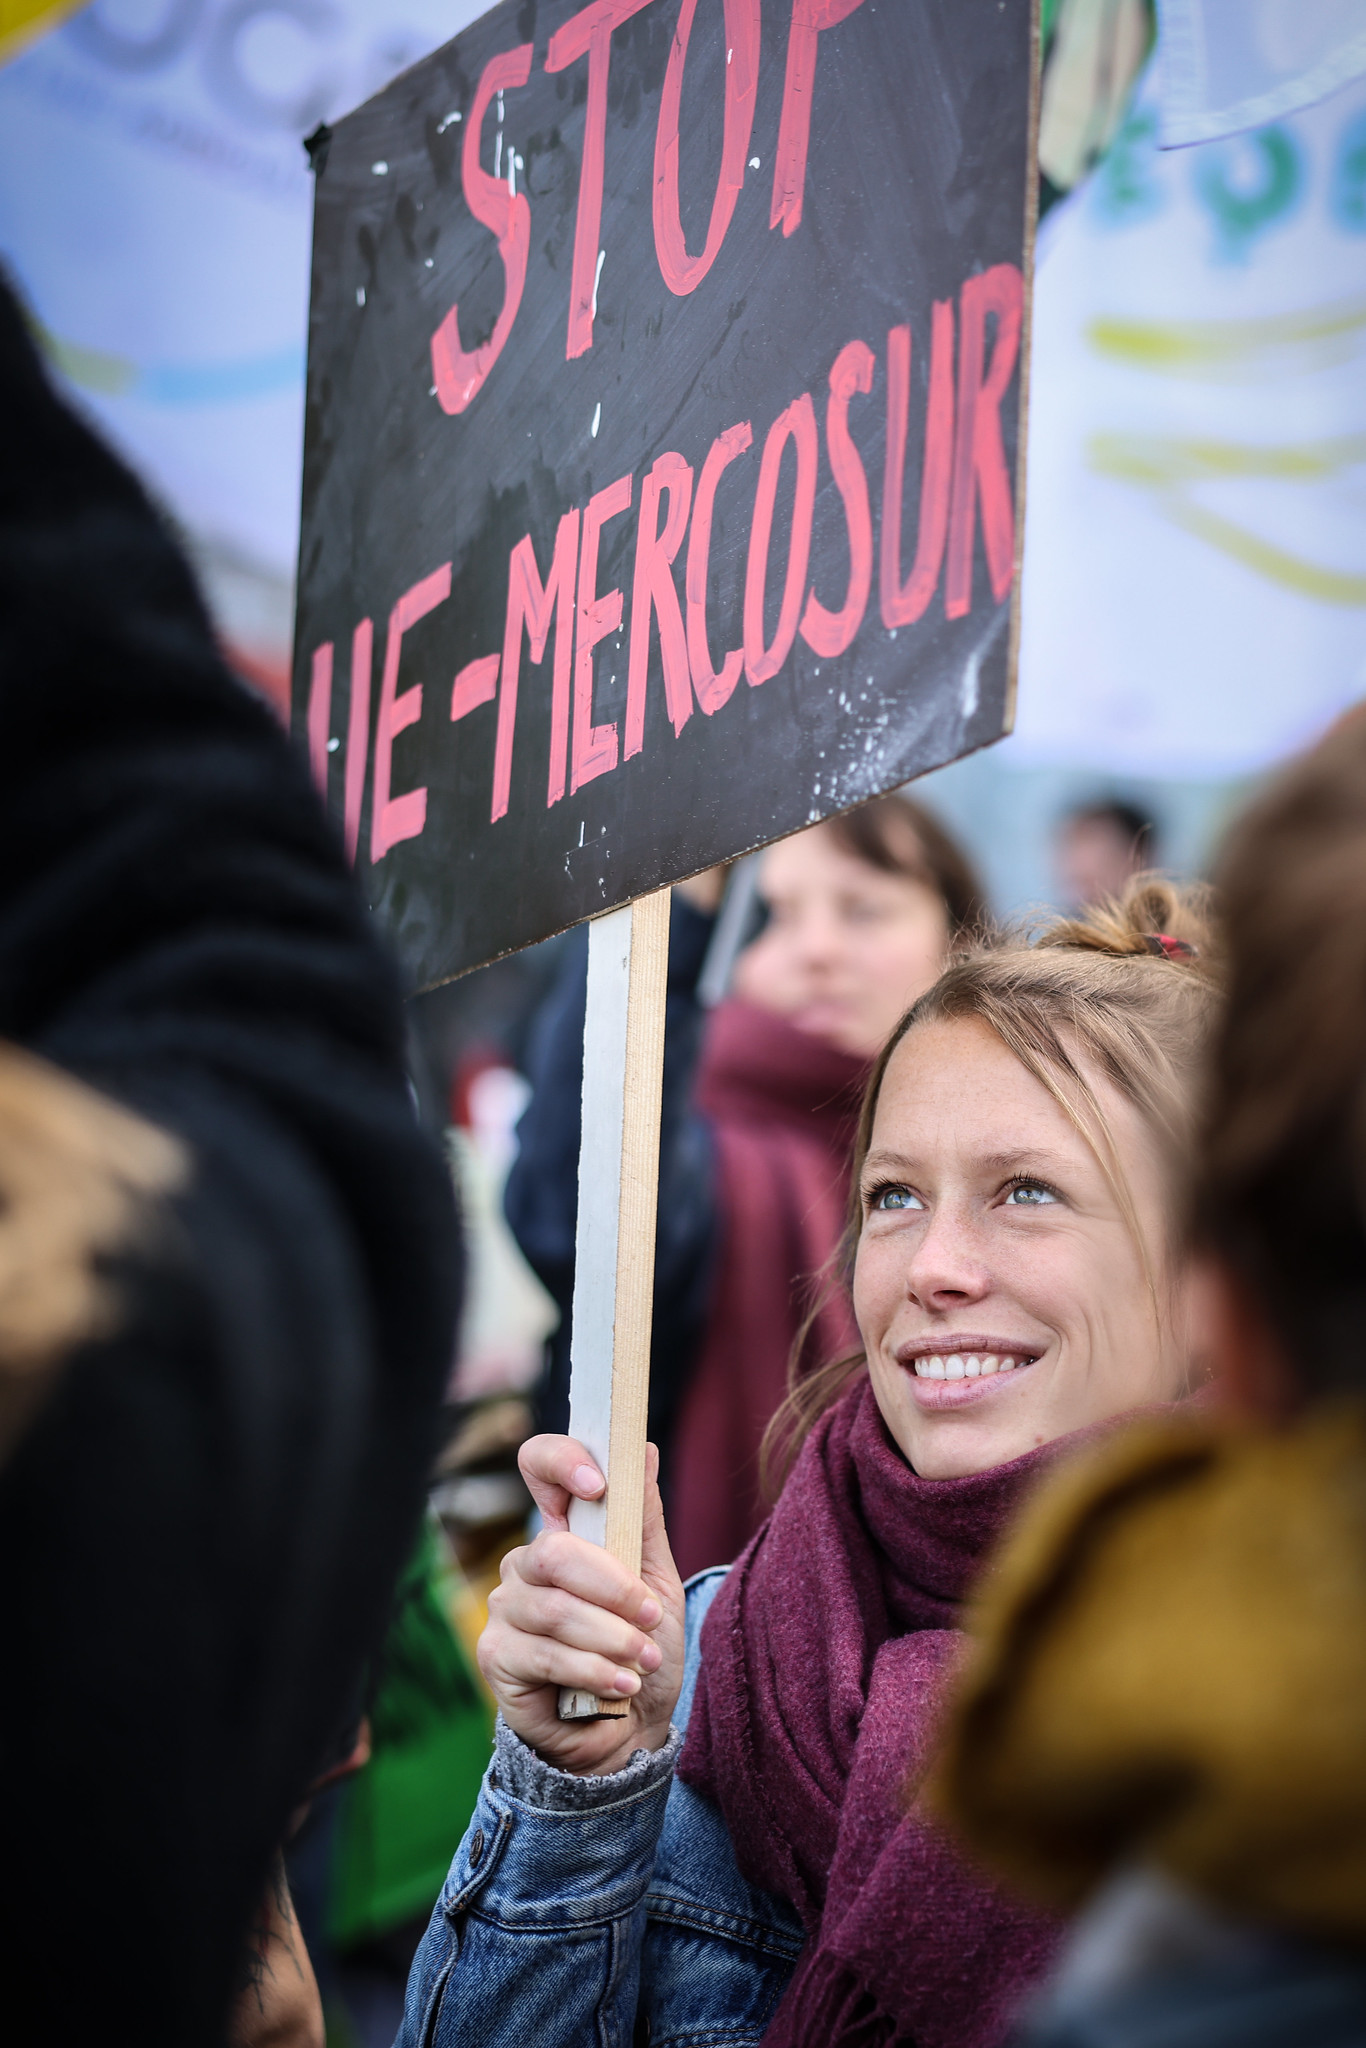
top-left (640, 1442), bottom-right (680, 1588)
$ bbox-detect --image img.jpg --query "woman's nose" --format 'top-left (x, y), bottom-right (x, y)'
top-left (790, 917), bottom-right (835, 962)
top-left (903, 1208), bottom-right (990, 1310)
top-left (793, 910), bottom-right (845, 970)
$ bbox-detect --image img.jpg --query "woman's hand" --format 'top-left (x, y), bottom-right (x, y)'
top-left (479, 1436), bottom-right (686, 1775)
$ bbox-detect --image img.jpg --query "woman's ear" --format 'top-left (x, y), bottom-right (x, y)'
top-left (1185, 1253), bottom-right (1297, 1421)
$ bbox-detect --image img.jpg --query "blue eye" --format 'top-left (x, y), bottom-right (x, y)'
top-left (871, 1184), bottom-right (923, 1212)
top-left (1004, 1182), bottom-right (1059, 1207)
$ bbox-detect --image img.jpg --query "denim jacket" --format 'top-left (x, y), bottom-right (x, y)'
top-left (397, 1569), bottom-right (805, 2047)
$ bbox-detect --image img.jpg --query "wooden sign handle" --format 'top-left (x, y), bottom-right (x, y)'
top-left (559, 887), bottom-right (671, 1721)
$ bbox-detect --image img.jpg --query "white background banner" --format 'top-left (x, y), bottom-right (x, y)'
top-left (3, 8), bottom-right (1365, 789)
top-left (0, 0), bottom-right (484, 698)
top-left (1014, 61), bottom-right (1366, 776)
top-left (1157, 0), bottom-right (1366, 146)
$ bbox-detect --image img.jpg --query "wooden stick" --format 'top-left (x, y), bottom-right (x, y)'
top-left (559, 887), bottom-right (671, 1720)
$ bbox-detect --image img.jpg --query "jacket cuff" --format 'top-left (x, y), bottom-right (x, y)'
top-left (493, 1713), bottom-right (682, 1812)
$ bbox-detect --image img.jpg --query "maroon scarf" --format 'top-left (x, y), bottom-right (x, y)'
top-left (669, 999), bottom-right (867, 1580)
top-left (677, 1377), bottom-right (1062, 2048)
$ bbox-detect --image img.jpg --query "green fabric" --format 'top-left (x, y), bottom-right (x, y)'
top-left (328, 1521), bottom-right (493, 1947)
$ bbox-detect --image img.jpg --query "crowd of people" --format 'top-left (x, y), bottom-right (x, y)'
top-left (5, 257), bottom-right (1366, 2048)
top-left (507, 792), bottom-right (986, 1575)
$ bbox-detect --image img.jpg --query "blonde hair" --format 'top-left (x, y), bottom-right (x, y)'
top-left (761, 876), bottom-right (1222, 1494)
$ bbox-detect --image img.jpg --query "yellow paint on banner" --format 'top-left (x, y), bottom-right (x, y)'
top-left (1164, 500), bottom-right (1366, 608)
top-left (0, 1), bottom-right (87, 68)
top-left (1090, 300), bottom-right (1366, 379)
top-left (1089, 430), bottom-right (1366, 606)
top-left (1091, 431), bottom-right (1366, 487)
top-left (34, 322), bottom-right (137, 397)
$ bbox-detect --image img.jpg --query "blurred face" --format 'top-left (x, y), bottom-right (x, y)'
top-left (853, 1015), bottom-right (1184, 1478)
top-left (732, 823), bottom-right (951, 1058)
top-left (1057, 818), bottom-right (1144, 912)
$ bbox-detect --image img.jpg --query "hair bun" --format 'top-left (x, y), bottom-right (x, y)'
top-left (1039, 874), bottom-right (1218, 974)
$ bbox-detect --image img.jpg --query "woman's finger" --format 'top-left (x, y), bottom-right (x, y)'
top-left (479, 1623), bottom-right (642, 1704)
top-left (489, 1576), bottom-right (664, 1672)
top-left (517, 1433), bottom-right (605, 1530)
top-left (510, 1528), bottom-right (663, 1628)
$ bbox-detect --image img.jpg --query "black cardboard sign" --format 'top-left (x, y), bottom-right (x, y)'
top-left (293, 0), bottom-right (1037, 987)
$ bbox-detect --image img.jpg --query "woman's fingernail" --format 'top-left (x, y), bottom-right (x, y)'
top-left (572, 1464), bottom-right (604, 1495)
top-left (639, 1641), bottom-right (663, 1672)
top-left (637, 1596), bottom-right (662, 1628)
top-left (613, 1669), bottom-right (641, 1695)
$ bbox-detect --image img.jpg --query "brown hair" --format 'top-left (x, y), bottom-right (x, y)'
top-left (761, 876), bottom-right (1222, 1493)
top-left (1193, 713), bottom-right (1366, 1393)
top-left (825, 793), bottom-right (988, 943)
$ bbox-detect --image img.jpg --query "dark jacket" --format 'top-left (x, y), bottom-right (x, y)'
top-left (0, 274), bottom-right (459, 2045)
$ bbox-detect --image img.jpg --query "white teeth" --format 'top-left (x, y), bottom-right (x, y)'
top-left (911, 1351), bottom-right (1033, 1380)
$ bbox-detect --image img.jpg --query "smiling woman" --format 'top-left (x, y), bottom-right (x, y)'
top-left (858, 1010), bottom-right (1178, 1475)
top-left (398, 878), bottom-right (1222, 2048)
top-left (762, 878), bottom-right (1220, 1496)
top-left (849, 885), bottom-right (1216, 1478)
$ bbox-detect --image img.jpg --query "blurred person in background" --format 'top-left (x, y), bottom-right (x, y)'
top-left (287, 1514), bottom-right (493, 2048)
top-left (403, 879), bottom-right (1220, 2048)
top-left (0, 274), bottom-right (458, 2046)
top-left (1054, 797), bottom-right (1158, 912)
top-left (506, 794), bottom-right (987, 1578)
top-left (936, 713), bottom-right (1366, 2047)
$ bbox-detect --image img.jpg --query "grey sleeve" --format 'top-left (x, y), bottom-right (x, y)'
top-left (490, 1714), bottom-right (684, 1809)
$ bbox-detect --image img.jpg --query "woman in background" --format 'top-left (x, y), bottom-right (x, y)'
top-left (506, 794), bottom-right (985, 1575)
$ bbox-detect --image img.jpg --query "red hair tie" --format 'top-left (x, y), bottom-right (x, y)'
top-left (1142, 932), bottom-right (1197, 961)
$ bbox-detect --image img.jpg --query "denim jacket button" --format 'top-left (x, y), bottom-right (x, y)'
top-left (469, 1827), bottom-right (485, 1869)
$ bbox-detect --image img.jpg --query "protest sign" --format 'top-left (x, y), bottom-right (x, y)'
top-left (292, 0), bottom-right (1038, 989)
top-left (295, 0), bottom-right (1036, 1714)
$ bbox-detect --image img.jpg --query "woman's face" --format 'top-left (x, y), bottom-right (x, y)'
top-left (732, 823), bottom-right (950, 1058)
top-left (853, 1015), bottom-right (1185, 1478)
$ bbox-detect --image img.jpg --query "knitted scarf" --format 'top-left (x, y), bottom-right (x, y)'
top-left (678, 1377), bottom-right (1062, 2048)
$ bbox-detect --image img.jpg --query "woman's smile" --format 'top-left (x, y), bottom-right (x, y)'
top-left (854, 1013), bottom-right (1184, 1475)
top-left (896, 1336), bottom-right (1043, 1408)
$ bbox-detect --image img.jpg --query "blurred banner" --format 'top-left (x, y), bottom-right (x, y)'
top-left (1157, 0), bottom-right (1366, 146)
top-left (0, 0), bottom-right (483, 708)
top-left (1015, 62), bottom-right (1366, 776)
top-left (2, 6), bottom-right (1365, 779)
